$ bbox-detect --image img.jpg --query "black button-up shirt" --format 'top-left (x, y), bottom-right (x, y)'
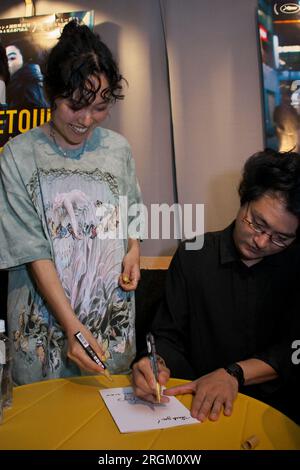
top-left (152, 223), bottom-right (300, 395)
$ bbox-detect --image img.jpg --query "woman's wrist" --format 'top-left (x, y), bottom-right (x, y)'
top-left (127, 238), bottom-right (140, 255)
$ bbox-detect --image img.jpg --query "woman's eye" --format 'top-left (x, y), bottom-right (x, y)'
top-left (95, 107), bottom-right (108, 113)
top-left (67, 100), bottom-right (83, 111)
top-left (68, 104), bottom-right (81, 111)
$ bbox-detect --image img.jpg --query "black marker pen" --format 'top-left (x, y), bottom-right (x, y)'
top-left (74, 331), bottom-right (112, 380)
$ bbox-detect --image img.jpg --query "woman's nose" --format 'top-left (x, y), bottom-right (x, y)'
top-left (77, 110), bottom-right (93, 127)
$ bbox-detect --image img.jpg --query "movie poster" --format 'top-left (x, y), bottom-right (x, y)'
top-left (258, 0), bottom-right (300, 152)
top-left (0, 10), bottom-right (94, 150)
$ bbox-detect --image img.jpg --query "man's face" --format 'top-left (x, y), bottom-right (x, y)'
top-left (6, 45), bottom-right (23, 76)
top-left (233, 193), bottom-right (298, 266)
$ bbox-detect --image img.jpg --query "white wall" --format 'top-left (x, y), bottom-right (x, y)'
top-left (0, 0), bottom-right (264, 253)
top-left (163, 0), bottom-right (264, 231)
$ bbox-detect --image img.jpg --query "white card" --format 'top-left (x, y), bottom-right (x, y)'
top-left (99, 386), bottom-right (199, 433)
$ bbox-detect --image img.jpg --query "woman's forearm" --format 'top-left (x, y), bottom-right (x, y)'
top-left (28, 258), bottom-right (79, 332)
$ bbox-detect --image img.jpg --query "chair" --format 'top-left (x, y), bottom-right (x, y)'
top-left (135, 257), bottom-right (171, 354)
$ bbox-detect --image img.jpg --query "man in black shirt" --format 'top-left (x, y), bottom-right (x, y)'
top-left (132, 150), bottom-right (300, 423)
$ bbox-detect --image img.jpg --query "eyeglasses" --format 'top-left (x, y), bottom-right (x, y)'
top-left (242, 204), bottom-right (295, 248)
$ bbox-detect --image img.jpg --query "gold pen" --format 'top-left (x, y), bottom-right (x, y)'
top-left (146, 332), bottom-right (161, 403)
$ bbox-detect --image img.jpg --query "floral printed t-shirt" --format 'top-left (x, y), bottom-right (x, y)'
top-left (0, 125), bottom-right (142, 384)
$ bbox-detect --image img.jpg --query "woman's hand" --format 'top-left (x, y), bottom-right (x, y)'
top-left (65, 317), bottom-right (108, 375)
top-left (132, 356), bottom-right (170, 403)
top-left (164, 368), bottom-right (239, 421)
top-left (119, 238), bottom-right (140, 291)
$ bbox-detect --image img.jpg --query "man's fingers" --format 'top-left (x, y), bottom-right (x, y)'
top-left (133, 369), bottom-right (155, 394)
top-left (164, 382), bottom-right (195, 396)
top-left (158, 370), bottom-right (170, 387)
top-left (209, 397), bottom-right (223, 421)
top-left (132, 358), bottom-right (157, 390)
top-left (190, 391), bottom-right (206, 420)
top-left (223, 397), bottom-right (234, 416)
top-left (195, 398), bottom-right (213, 422)
top-left (131, 357), bottom-right (171, 404)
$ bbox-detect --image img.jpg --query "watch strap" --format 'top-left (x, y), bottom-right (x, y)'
top-left (224, 363), bottom-right (245, 389)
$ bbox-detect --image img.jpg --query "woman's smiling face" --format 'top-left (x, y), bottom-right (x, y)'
top-left (51, 74), bottom-right (110, 148)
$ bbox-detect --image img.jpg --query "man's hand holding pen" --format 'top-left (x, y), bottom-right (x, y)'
top-left (132, 337), bottom-right (170, 404)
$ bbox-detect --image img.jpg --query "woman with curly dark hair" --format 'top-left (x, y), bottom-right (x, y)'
top-left (0, 21), bottom-right (143, 384)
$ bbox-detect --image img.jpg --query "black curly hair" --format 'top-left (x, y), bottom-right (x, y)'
top-left (44, 20), bottom-right (125, 108)
top-left (239, 149), bottom-right (300, 219)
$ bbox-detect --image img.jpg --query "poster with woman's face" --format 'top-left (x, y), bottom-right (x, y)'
top-left (0, 10), bottom-right (94, 150)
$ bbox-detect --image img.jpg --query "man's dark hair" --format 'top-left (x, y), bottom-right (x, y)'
top-left (238, 149), bottom-right (300, 219)
top-left (44, 20), bottom-right (125, 108)
top-left (0, 42), bottom-right (9, 84)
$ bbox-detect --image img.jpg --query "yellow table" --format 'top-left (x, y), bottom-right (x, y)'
top-left (0, 375), bottom-right (299, 450)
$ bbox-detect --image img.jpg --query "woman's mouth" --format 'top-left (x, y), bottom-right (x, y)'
top-left (69, 124), bottom-right (89, 135)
